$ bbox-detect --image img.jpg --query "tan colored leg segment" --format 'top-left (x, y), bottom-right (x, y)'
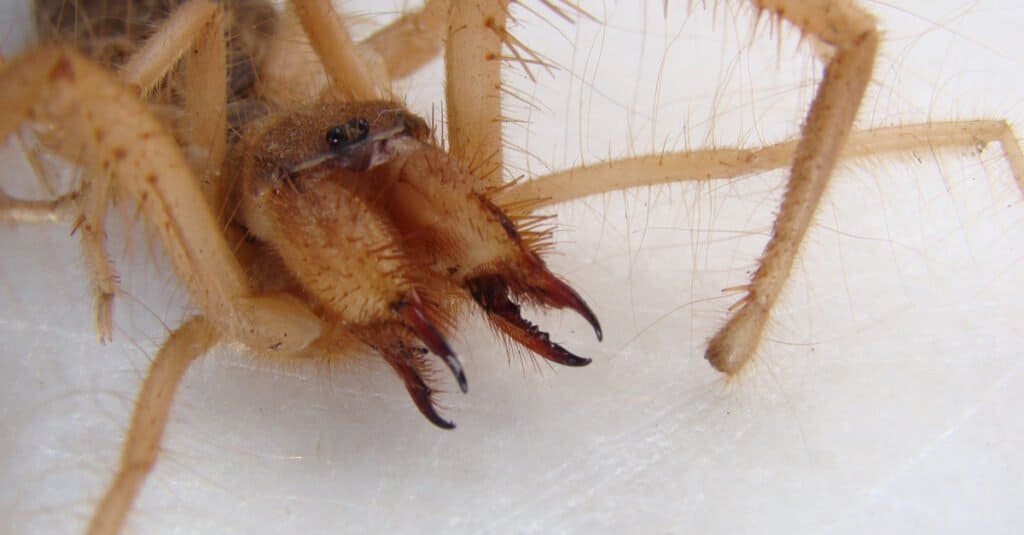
top-left (290, 0), bottom-right (380, 101)
top-left (364, 0), bottom-right (450, 80)
top-left (87, 317), bottom-right (220, 535)
top-left (119, 0), bottom-right (222, 97)
top-left (115, 0), bottom-right (229, 207)
top-left (499, 0), bottom-right (1024, 377)
top-left (260, 0), bottom-right (448, 106)
top-left (0, 189), bottom-right (77, 222)
top-left (0, 48), bottom-right (321, 355)
top-left (445, 0), bottom-right (508, 186)
top-left (0, 163), bottom-right (117, 342)
top-left (498, 121), bottom-right (1024, 208)
top-left (518, 2), bottom-right (1023, 376)
top-left (175, 2), bottom-right (228, 210)
top-left (1, 1), bottom-right (227, 345)
top-left (76, 168), bottom-right (117, 343)
top-left (701, 0), bottom-right (877, 374)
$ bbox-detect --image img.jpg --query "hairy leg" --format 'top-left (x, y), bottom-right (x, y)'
top-left (500, 121), bottom-right (1024, 208)
top-left (0, 0), bottom-right (229, 340)
top-left (289, 0), bottom-right (381, 100)
top-left (119, 0), bottom-right (222, 96)
top-left (363, 0), bottom-right (449, 80)
top-left (693, 0), bottom-right (878, 374)
top-left (502, 0), bottom-right (1024, 378)
top-left (0, 48), bottom-right (321, 354)
top-left (261, 0), bottom-right (449, 105)
top-left (170, 1), bottom-right (228, 209)
top-left (445, 0), bottom-right (507, 186)
top-left (87, 317), bottom-right (220, 535)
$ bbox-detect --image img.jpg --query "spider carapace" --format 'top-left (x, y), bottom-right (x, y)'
top-left (231, 99), bottom-right (602, 428)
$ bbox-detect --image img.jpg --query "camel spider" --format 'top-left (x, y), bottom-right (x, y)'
top-left (2, 0), bottom-right (1023, 533)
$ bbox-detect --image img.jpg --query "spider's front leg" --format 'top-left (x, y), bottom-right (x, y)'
top-left (704, 0), bottom-right (878, 374)
top-left (445, 0), bottom-right (507, 186)
top-left (504, 0), bottom-right (882, 375)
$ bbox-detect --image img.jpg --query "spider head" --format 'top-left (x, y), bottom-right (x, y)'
top-left (320, 105), bottom-right (430, 173)
top-left (235, 99), bottom-right (429, 187)
top-left (233, 101), bottom-right (467, 428)
top-left (233, 100), bottom-right (600, 428)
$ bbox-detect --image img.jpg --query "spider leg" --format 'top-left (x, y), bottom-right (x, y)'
top-left (454, 1), bottom-right (886, 374)
top-left (117, 0), bottom-right (230, 207)
top-left (0, 134), bottom-right (115, 340)
top-left (289, 0), bottom-right (380, 100)
top-left (0, 48), bottom-right (322, 355)
top-left (0, 189), bottom-right (77, 222)
top-left (1, 45), bottom-right (324, 533)
top-left (119, 0), bottom-right (222, 97)
top-left (173, 2), bottom-right (228, 209)
top-left (0, 1), bottom-right (229, 342)
top-left (260, 0), bottom-right (450, 106)
top-left (500, 121), bottom-right (1024, 208)
top-left (76, 167), bottom-right (117, 342)
top-left (446, 1), bottom-right (508, 187)
top-left (363, 0), bottom-right (449, 80)
top-left (680, 0), bottom-right (879, 374)
top-left (261, 0), bottom-right (395, 105)
top-left (87, 317), bottom-right (220, 535)
top-left (505, 0), bottom-right (908, 375)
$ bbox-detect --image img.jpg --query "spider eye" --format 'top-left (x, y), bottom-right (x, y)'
top-left (326, 118), bottom-right (370, 151)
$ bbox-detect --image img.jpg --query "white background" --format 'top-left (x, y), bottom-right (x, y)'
top-left (1, 0), bottom-right (1022, 533)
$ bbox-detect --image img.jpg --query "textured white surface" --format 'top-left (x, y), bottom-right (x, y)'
top-left (1, 1), bottom-right (1023, 533)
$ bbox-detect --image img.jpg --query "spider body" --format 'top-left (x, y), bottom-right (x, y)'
top-left (1, 1), bottom-right (1022, 533)
top-left (231, 97), bottom-right (600, 426)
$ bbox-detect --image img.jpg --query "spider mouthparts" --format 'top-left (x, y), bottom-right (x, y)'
top-left (528, 268), bottom-right (603, 342)
top-left (466, 274), bottom-right (592, 367)
top-left (396, 298), bottom-right (468, 393)
top-left (377, 340), bottom-right (456, 430)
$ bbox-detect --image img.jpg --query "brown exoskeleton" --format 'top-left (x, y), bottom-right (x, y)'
top-left (2, 0), bottom-right (606, 531)
top-left (232, 98), bottom-right (601, 428)
top-left (2, 0), bottom-right (1024, 528)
